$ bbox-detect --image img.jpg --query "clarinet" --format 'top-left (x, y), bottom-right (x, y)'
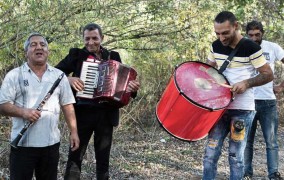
top-left (10, 73), bottom-right (65, 149)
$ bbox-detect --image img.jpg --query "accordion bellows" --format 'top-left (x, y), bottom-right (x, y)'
top-left (77, 60), bottom-right (137, 108)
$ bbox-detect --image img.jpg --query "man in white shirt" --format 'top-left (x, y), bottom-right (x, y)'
top-left (0, 33), bottom-right (80, 180)
top-left (244, 20), bottom-right (284, 180)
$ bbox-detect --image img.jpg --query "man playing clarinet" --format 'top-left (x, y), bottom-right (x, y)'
top-left (0, 33), bottom-right (80, 180)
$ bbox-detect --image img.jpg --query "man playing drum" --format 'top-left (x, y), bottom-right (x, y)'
top-left (202, 11), bottom-right (273, 180)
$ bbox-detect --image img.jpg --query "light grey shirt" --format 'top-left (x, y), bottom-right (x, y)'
top-left (0, 62), bottom-right (75, 147)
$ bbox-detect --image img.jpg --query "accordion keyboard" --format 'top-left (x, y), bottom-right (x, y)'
top-left (76, 61), bottom-right (99, 99)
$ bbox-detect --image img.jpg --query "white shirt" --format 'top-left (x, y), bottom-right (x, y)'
top-left (0, 63), bottom-right (75, 147)
top-left (254, 40), bottom-right (284, 99)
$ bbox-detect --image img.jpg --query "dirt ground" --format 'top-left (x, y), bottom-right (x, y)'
top-left (104, 123), bottom-right (284, 180)
top-left (0, 121), bottom-right (283, 180)
top-left (64, 121), bottom-right (284, 180)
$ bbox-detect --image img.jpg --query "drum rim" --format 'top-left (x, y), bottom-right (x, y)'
top-left (173, 61), bottom-right (233, 111)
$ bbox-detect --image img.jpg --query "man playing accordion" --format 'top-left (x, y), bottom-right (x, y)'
top-left (56, 23), bottom-right (140, 180)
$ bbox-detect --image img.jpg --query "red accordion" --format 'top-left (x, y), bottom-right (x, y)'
top-left (77, 60), bottom-right (137, 108)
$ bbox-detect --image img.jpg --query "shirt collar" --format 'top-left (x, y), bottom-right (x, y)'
top-left (23, 62), bottom-right (53, 72)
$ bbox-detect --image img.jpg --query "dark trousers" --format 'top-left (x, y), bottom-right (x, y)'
top-left (9, 143), bottom-right (60, 180)
top-left (64, 106), bottom-right (116, 180)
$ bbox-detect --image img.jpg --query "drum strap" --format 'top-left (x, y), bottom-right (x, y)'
top-left (218, 38), bottom-right (245, 74)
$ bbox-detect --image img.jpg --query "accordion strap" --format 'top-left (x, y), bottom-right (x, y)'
top-left (218, 38), bottom-right (245, 74)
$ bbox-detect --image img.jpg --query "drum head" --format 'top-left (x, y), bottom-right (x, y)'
top-left (174, 61), bottom-right (232, 110)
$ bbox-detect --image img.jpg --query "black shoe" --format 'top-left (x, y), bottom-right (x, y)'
top-left (243, 175), bottom-right (252, 180)
top-left (269, 172), bottom-right (283, 180)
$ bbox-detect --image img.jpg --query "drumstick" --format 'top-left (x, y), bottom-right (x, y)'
top-left (208, 79), bottom-right (232, 89)
top-left (217, 82), bottom-right (232, 89)
top-left (200, 67), bottom-right (232, 89)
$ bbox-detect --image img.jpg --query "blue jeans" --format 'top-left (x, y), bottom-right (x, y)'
top-left (244, 100), bottom-right (279, 178)
top-left (203, 109), bottom-right (256, 180)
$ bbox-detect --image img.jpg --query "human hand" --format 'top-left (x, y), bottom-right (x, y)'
top-left (22, 108), bottom-right (41, 123)
top-left (273, 84), bottom-right (284, 94)
top-left (68, 77), bottom-right (84, 91)
top-left (126, 79), bottom-right (140, 92)
top-left (69, 131), bottom-right (80, 151)
top-left (230, 81), bottom-right (249, 94)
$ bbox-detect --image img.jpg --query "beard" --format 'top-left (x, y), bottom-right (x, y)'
top-left (221, 34), bottom-right (235, 47)
top-left (255, 39), bottom-right (262, 45)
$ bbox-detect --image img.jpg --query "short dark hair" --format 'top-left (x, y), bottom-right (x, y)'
top-left (24, 32), bottom-right (48, 52)
top-left (214, 11), bottom-right (237, 25)
top-left (246, 20), bottom-right (264, 34)
top-left (83, 23), bottom-right (103, 37)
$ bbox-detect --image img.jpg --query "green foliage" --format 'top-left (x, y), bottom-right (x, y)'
top-left (1, 1), bottom-right (284, 179)
top-left (0, 0), bottom-right (284, 125)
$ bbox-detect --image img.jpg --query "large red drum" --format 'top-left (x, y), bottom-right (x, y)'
top-left (156, 61), bottom-right (233, 141)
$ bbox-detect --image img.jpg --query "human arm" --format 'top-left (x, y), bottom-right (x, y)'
top-left (55, 48), bottom-right (84, 75)
top-left (0, 103), bottom-right (41, 122)
top-left (274, 82), bottom-right (284, 94)
top-left (67, 77), bottom-right (84, 92)
top-left (231, 63), bottom-right (274, 94)
top-left (127, 80), bottom-right (140, 93)
top-left (61, 103), bottom-right (79, 151)
top-left (59, 73), bottom-right (79, 151)
top-left (273, 43), bottom-right (284, 94)
top-left (110, 50), bottom-right (140, 97)
top-left (0, 69), bottom-right (42, 122)
top-left (55, 48), bottom-right (88, 92)
top-left (206, 59), bottom-right (217, 68)
top-left (56, 51), bottom-right (85, 92)
top-left (273, 58), bottom-right (284, 93)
